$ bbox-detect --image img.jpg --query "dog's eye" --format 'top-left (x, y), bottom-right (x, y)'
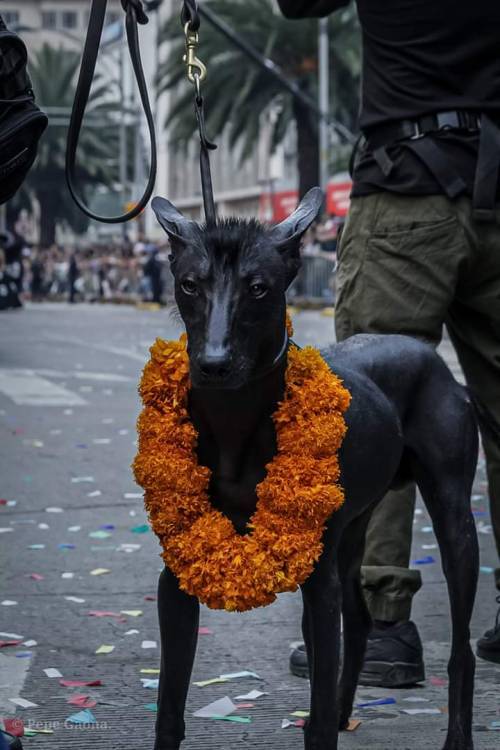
top-left (249, 282), bottom-right (267, 299)
top-left (181, 279), bottom-right (198, 295)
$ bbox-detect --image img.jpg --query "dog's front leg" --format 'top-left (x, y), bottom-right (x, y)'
top-left (300, 556), bottom-right (341, 750)
top-left (154, 567), bottom-right (199, 750)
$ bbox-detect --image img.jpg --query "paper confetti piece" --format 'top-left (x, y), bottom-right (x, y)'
top-left (68, 526), bottom-right (81, 532)
top-left (194, 677), bottom-right (229, 688)
top-left (193, 696), bottom-right (236, 719)
top-left (87, 490), bottom-right (102, 497)
top-left (402, 708), bottom-right (441, 715)
top-left (357, 697), bottom-right (396, 708)
top-left (71, 476), bottom-right (94, 483)
top-left (420, 526), bottom-right (433, 533)
top-left (60, 679), bottom-right (102, 687)
top-left (140, 668), bottom-right (160, 674)
top-left (65, 596), bottom-right (85, 603)
top-left (144, 703), bottom-right (157, 711)
top-left (198, 627), bottom-right (213, 635)
top-left (27, 573), bottom-right (44, 581)
top-left (121, 610), bottom-right (143, 617)
top-left (480, 566), bottom-right (494, 574)
top-left (290, 710), bottom-right (309, 718)
top-left (421, 544), bottom-right (438, 550)
top-left (45, 507), bottom-right (63, 513)
top-left (125, 629), bottom-right (139, 635)
top-left (23, 640), bottom-right (37, 647)
top-left (234, 703), bottom-right (255, 709)
top-left (403, 697), bottom-right (430, 703)
top-left (93, 438), bottom-right (111, 444)
top-left (59, 543), bottom-right (75, 550)
top-left (429, 676), bottom-right (447, 686)
top-left (9, 698), bottom-right (38, 709)
top-left (1, 600), bottom-right (17, 606)
top-left (23, 728), bottom-right (54, 736)
top-left (124, 492), bottom-right (142, 499)
top-left (234, 690), bottom-right (268, 700)
top-left (220, 670), bottom-right (261, 680)
top-left (346, 719), bottom-right (361, 731)
top-left (95, 645), bottom-right (115, 654)
top-left (89, 611), bottom-right (124, 619)
top-left (141, 679), bottom-right (159, 689)
top-left (15, 651), bottom-right (32, 658)
top-left (0, 640), bottom-right (22, 648)
top-left (44, 668), bottom-right (63, 678)
top-left (38, 523), bottom-right (49, 530)
top-left (0, 528), bottom-right (13, 533)
top-left (90, 568), bottom-right (110, 576)
top-left (66, 709), bottom-right (97, 724)
top-left (213, 715), bottom-right (251, 723)
top-left (116, 543), bottom-right (142, 552)
top-left (130, 524), bottom-right (149, 534)
top-left (412, 556), bottom-right (435, 565)
top-left (0, 631), bottom-right (23, 639)
top-left (141, 640), bottom-right (157, 649)
top-left (62, 572), bottom-right (74, 579)
top-left (67, 695), bottom-right (97, 708)
top-left (89, 530), bottom-right (111, 539)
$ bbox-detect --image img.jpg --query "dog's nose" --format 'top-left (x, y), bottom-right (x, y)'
top-left (198, 354), bottom-right (231, 380)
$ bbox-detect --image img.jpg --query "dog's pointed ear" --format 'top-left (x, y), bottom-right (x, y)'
top-left (269, 187), bottom-right (324, 246)
top-left (151, 196), bottom-right (197, 246)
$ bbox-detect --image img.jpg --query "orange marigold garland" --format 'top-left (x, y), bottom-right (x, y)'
top-left (133, 326), bottom-right (351, 612)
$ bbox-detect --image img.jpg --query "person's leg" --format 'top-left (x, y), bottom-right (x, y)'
top-left (444, 201), bottom-right (500, 663)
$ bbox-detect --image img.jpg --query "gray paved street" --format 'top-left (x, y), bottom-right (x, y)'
top-left (0, 303), bottom-right (498, 749)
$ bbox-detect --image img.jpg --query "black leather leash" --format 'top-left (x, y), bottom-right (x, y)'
top-left (66, 0), bottom-right (217, 226)
top-left (66, 0), bottom-right (156, 223)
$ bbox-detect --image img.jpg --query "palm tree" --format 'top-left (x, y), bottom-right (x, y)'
top-left (157, 0), bottom-right (360, 197)
top-left (25, 44), bottom-right (119, 246)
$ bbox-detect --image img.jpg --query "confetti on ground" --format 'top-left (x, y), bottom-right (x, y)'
top-left (220, 670), bottom-right (261, 680)
top-left (198, 627), bottom-right (213, 635)
top-left (346, 719), bottom-right (361, 731)
top-left (125, 629), bottom-right (139, 635)
top-left (0, 640), bottom-right (22, 648)
top-left (87, 490), bottom-right (102, 497)
top-left (234, 690), bottom-right (268, 700)
top-left (144, 703), bottom-right (157, 711)
top-left (421, 544), bottom-right (438, 550)
top-left (59, 543), bottom-right (75, 550)
top-left (23, 728), bottom-right (54, 737)
top-left (65, 596), bottom-right (85, 603)
top-left (121, 610), bottom-right (143, 617)
top-left (90, 568), bottom-right (110, 575)
top-left (62, 572), bottom-right (74, 579)
top-left (38, 523), bottom-right (49, 530)
top-left (3, 718), bottom-right (24, 736)
top-left (193, 696), bottom-right (236, 719)
top-left (141, 679), bottom-right (159, 689)
top-left (27, 573), bottom-right (44, 580)
top-left (89, 530), bottom-right (112, 539)
top-left (421, 526), bottom-right (433, 533)
top-left (402, 708), bottom-right (441, 715)
top-left (281, 718), bottom-right (304, 729)
top-left (93, 438), bottom-right (111, 444)
top-left (290, 710), bottom-right (309, 718)
top-left (60, 679), bottom-right (102, 688)
top-left (0, 632), bottom-right (23, 639)
top-left (23, 640), bottom-right (37, 647)
top-left (142, 640), bottom-right (157, 649)
top-left (213, 715), bottom-right (251, 723)
top-left (0, 528), bottom-right (13, 533)
top-left (27, 544), bottom-right (45, 550)
top-left (357, 697), bottom-right (396, 708)
top-left (430, 676), bottom-right (447, 687)
top-left (130, 524), bottom-right (149, 534)
top-left (9, 698), bottom-right (38, 709)
top-left (45, 506), bottom-right (63, 513)
top-left (480, 566), bottom-right (494, 573)
top-left (71, 476), bottom-right (95, 483)
top-left (89, 611), bottom-right (124, 619)
top-left (67, 709), bottom-right (97, 724)
top-left (44, 668), bottom-right (63, 678)
top-left (67, 695), bottom-right (97, 708)
top-left (234, 703), bottom-right (255, 709)
top-left (1, 600), bottom-right (17, 606)
top-left (193, 677), bottom-right (229, 688)
top-left (68, 526), bottom-right (81, 532)
top-left (124, 492), bottom-right (142, 499)
top-left (95, 645), bottom-right (115, 654)
top-left (412, 556), bottom-right (436, 565)
top-left (116, 543), bottom-right (142, 552)
top-left (402, 697), bottom-right (430, 703)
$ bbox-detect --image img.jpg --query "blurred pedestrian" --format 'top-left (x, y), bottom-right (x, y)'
top-left (143, 247), bottom-right (163, 304)
top-left (0, 248), bottom-right (22, 310)
top-left (280, 0), bottom-right (500, 678)
top-left (68, 252), bottom-right (79, 304)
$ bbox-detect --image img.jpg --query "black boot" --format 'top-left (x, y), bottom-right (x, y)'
top-left (289, 620), bottom-right (425, 687)
top-left (476, 595), bottom-right (500, 664)
top-left (358, 620), bottom-right (425, 687)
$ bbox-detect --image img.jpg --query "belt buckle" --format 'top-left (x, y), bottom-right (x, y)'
top-left (436, 111), bottom-right (460, 130)
top-left (409, 121), bottom-right (424, 140)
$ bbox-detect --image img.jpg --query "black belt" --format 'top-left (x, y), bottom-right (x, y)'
top-left (361, 110), bottom-right (500, 223)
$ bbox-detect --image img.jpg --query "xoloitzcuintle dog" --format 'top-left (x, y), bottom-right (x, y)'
top-left (149, 187), bottom-right (479, 750)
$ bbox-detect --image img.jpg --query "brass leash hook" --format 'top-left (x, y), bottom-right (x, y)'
top-left (183, 22), bottom-right (207, 85)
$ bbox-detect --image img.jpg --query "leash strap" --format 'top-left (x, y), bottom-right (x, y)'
top-left (472, 115), bottom-right (500, 223)
top-left (65, 0), bottom-right (157, 223)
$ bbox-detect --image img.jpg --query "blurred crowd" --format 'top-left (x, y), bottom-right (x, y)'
top-left (0, 215), bottom-right (344, 311)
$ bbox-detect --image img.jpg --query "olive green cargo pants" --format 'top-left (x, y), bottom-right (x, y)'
top-left (335, 193), bottom-right (500, 621)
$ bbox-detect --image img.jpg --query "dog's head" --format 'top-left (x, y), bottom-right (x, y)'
top-left (152, 188), bottom-right (323, 389)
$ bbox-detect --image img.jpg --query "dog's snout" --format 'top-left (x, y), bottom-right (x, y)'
top-left (198, 353), bottom-right (232, 380)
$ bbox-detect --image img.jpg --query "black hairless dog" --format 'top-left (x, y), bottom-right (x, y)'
top-left (149, 188), bottom-right (479, 750)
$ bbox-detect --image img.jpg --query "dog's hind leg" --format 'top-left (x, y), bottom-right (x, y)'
top-left (154, 567), bottom-right (199, 750)
top-left (300, 538), bottom-right (342, 750)
top-left (410, 387), bottom-right (479, 750)
top-left (337, 508), bottom-right (373, 730)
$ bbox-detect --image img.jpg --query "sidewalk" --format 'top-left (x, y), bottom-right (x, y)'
top-left (0, 304), bottom-right (498, 749)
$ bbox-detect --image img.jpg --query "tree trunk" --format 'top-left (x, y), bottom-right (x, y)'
top-left (37, 189), bottom-right (58, 247)
top-left (293, 96), bottom-right (320, 199)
